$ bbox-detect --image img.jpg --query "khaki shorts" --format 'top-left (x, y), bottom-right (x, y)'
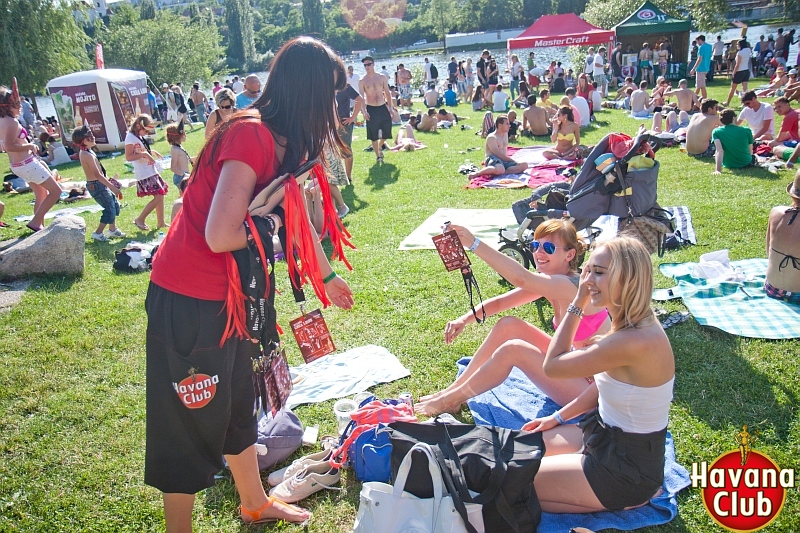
top-left (695, 71), bottom-right (708, 88)
top-left (10, 156), bottom-right (52, 185)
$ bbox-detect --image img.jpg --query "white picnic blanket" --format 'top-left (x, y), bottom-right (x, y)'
top-left (398, 208), bottom-right (518, 251)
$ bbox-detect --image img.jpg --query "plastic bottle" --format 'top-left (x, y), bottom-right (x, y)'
top-left (158, 231), bottom-right (165, 243)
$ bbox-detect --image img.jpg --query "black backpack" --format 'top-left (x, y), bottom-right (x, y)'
top-left (430, 63), bottom-right (439, 79)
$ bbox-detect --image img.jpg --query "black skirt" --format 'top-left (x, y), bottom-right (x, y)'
top-left (579, 410), bottom-right (666, 511)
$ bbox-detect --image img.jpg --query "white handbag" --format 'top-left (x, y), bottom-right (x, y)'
top-left (352, 442), bottom-right (484, 533)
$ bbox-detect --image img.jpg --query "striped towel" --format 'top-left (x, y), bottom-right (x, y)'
top-left (663, 205), bottom-right (697, 244)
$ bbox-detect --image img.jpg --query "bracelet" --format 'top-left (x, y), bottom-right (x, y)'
top-left (322, 271), bottom-right (337, 284)
top-left (468, 237), bottom-right (481, 252)
top-left (566, 304), bottom-right (583, 318)
top-left (553, 411), bottom-right (565, 424)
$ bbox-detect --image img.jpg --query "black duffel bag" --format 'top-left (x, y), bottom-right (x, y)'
top-left (390, 419), bottom-right (545, 533)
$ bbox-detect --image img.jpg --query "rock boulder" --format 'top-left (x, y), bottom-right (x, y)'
top-left (0, 216), bottom-right (85, 280)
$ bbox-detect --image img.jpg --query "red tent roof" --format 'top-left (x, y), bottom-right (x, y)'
top-left (508, 13), bottom-right (615, 49)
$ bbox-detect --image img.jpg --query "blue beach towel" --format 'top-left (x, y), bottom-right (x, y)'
top-left (456, 357), bottom-right (690, 532)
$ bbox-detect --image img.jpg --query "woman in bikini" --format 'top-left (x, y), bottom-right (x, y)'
top-left (205, 88), bottom-right (235, 139)
top-left (639, 43), bottom-right (654, 86)
top-left (765, 170), bottom-right (800, 304)
top-left (166, 122), bottom-right (193, 196)
top-left (0, 81), bottom-right (62, 232)
top-left (543, 106), bottom-right (580, 161)
top-left (416, 219), bottom-right (610, 416)
top-left (525, 236), bottom-right (674, 513)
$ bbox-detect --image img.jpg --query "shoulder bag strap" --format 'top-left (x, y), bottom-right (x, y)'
top-left (429, 443), bottom-right (480, 533)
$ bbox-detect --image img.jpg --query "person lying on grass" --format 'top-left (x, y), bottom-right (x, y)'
top-left (467, 115), bottom-right (527, 179)
top-left (416, 219), bottom-right (610, 416)
top-left (525, 236), bottom-right (674, 513)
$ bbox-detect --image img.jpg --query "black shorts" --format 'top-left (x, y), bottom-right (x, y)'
top-left (580, 410), bottom-right (666, 511)
top-left (144, 282), bottom-right (259, 494)
top-left (366, 104), bottom-right (392, 141)
top-left (733, 69), bottom-right (751, 84)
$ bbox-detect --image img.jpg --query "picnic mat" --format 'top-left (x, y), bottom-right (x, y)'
top-left (397, 208), bottom-right (517, 251)
top-left (286, 345), bottom-right (409, 409)
top-left (467, 146), bottom-right (578, 189)
top-left (653, 258), bottom-right (800, 339)
top-left (456, 357), bottom-right (690, 532)
top-left (14, 204), bottom-right (104, 222)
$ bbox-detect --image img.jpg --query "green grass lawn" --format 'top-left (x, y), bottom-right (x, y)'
top-left (1, 80), bottom-right (799, 532)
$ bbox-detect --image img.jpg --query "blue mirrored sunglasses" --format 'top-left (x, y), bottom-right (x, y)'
top-left (530, 240), bottom-right (558, 254)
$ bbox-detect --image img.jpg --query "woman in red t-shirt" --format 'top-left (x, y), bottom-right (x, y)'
top-left (145, 37), bottom-right (354, 529)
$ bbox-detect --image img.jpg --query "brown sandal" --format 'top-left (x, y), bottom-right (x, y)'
top-left (240, 496), bottom-right (310, 525)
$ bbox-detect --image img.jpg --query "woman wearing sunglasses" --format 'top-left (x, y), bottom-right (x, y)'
top-left (205, 88), bottom-right (236, 139)
top-left (416, 219), bottom-right (610, 416)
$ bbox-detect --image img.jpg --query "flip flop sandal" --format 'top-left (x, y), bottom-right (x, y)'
top-left (0, 221), bottom-right (10, 228)
top-left (240, 497), bottom-right (310, 525)
top-left (661, 310), bottom-right (690, 329)
top-left (321, 435), bottom-right (339, 451)
top-left (132, 220), bottom-right (150, 231)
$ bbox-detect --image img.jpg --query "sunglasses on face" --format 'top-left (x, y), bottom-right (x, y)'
top-left (530, 240), bottom-right (559, 254)
top-left (220, 104), bottom-right (232, 109)
top-left (363, 62), bottom-right (374, 67)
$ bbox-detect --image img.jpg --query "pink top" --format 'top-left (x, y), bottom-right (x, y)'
top-left (553, 308), bottom-right (609, 342)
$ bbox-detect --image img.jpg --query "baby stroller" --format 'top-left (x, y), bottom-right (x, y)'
top-left (499, 130), bottom-right (668, 268)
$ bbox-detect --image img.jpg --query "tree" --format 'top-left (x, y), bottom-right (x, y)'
top-left (423, 0), bottom-right (455, 46)
top-left (188, 2), bottom-right (200, 20)
top-left (0, 0), bottom-right (90, 94)
top-left (522, 0), bottom-right (552, 25)
top-left (583, 0), bottom-right (728, 32)
top-left (225, 0), bottom-right (256, 68)
top-left (104, 11), bottom-right (223, 85)
top-left (302, 0), bottom-right (325, 38)
top-left (140, 0), bottom-right (157, 20)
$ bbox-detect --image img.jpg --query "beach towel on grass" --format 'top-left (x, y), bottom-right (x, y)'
top-left (286, 345), bottom-right (409, 409)
top-left (398, 208), bottom-right (517, 251)
top-left (14, 204), bottom-right (104, 222)
top-left (456, 357), bottom-right (690, 532)
top-left (663, 205), bottom-right (697, 244)
top-left (653, 258), bottom-right (800, 339)
top-left (467, 147), bottom-right (578, 189)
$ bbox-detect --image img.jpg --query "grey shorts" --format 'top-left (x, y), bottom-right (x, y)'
top-left (485, 155), bottom-right (518, 170)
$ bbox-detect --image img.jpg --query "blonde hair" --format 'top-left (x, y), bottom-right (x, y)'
top-left (594, 236), bottom-right (655, 331)
top-left (533, 219), bottom-right (584, 271)
top-left (130, 114), bottom-right (154, 135)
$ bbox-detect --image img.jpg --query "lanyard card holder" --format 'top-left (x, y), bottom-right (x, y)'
top-left (290, 307), bottom-right (336, 364)
top-left (432, 229), bottom-right (487, 324)
top-left (252, 342), bottom-right (293, 416)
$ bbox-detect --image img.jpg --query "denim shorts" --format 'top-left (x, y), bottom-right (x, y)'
top-left (86, 180), bottom-right (120, 224)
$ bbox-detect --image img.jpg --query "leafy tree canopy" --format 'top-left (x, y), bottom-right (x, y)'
top-left (0, 0), bottom-right (90, 93)
top-left (583, 0), bottom-right (728, 32)
top-left (103, 11), bottom-right (223, 86)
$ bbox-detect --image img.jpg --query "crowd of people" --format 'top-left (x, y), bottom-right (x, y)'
top-left (3, 29), bottom-right (800, 531)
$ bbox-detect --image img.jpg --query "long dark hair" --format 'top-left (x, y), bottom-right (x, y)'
top-left (197, 37), bottom-right (346, 177)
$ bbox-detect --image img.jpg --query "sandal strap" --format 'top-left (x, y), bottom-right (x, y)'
top-left (239, 498), bottom-right (274, 522)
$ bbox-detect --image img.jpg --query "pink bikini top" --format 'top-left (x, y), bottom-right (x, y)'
top-left (18, 126), bottom-right (28, 139)
top-left (553, 307), bottom-right (609, 342)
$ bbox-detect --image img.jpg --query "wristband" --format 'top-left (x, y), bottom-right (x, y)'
top-left (553, 411), bottom-right (565, 425)
top-left (322, 271), bottom-right (337, 284)
top-left (566, 304), bottom-right (583, 318)
top-left (468, 237), bottom-right (481, 252)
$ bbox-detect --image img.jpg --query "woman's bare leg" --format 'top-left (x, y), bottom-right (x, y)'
top-left (154, 195), bottom-right (167, 228)
top-left (28, 177), bottom-right (61, 229)
top-left (137, 196), bottom-right (161, 227)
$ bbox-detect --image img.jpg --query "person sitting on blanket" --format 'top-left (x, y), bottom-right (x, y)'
top-left (543, 107), bottom-right (580, 161)
top-left (416, 108), bottom-right (438, 132)
top-left (467, 115), bottom-right (527, 179)
top-left (712, 108), bottom-right (756, 174)
top-left (614, 76), bottom-right (637, 100)
top-left (524, 236), bottom-right (674, 513)
top-left (522, 94), bottom-right (551, 136)
top-left (661, 79), bottom-right (700, 113)
top-left (686, 99), bottom-right (721, 156)
top-left (651, 109), bottom-right (690, 134)
top-left (415, 220), bottom-right (610, 416)
top-left (601, 87), bottom-right (633, 110)
top-left (631, 80), bottom-right (656, 118)
top-left (765, 170), bottom-right (800, 304)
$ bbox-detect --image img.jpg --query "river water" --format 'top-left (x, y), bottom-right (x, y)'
top-left (35, 22), bottom-right (799, 118)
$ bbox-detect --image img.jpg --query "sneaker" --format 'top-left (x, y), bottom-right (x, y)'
top-left (106, 229), bottom-right (126, 238)
top-left (267, 449), bottom-right (332, 487)
top-left (91, 232), bottom-right (109, 242)
top-left (269, 462), bottom-right (341, 503)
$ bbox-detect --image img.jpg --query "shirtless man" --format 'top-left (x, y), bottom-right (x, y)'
top-left (522, 94), bottom-right (550, 136)
top-left (397, 64), bottom-right (413, 107)
top-left (468, 116), bottom-right (527, 179)
top-left (359, 55), bottom-right (395, 163)
top-left (662, 79), bottom-right (700, 113)
top-left (189, 83), bottom-right (209, 124)
top-left (685, 99), bottom-right (721, 156)
top-left (416, 109), bottom-right (438, 132)
top-left (631, 81), bottom-right (655, 118)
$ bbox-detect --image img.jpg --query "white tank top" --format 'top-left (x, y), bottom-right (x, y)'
top-left (595, 372), bottom-right (674, 434)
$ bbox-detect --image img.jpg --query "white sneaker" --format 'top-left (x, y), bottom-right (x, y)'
top-left (337, 204), bottom-right (350, 218)
top-left (269, 462), bottom-right (341, 503)
top-left (106, 229), bottom-right (126, 238)
top-left (267, 449), bottom-right (332, 487)
top-left (91, 232), bottom-right (109, 242)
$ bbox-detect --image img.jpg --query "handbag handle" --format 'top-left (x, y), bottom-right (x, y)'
top-left (393, 442), bottom-right (444, 530)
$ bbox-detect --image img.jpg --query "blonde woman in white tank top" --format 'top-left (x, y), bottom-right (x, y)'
top-left (524, 236), bottom-right (675, 513)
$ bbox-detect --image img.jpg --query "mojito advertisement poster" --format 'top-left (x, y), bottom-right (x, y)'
top-left (108, 78), bottom-right (149, 141)
top-left (49, 84), bottom-right (110, 145)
